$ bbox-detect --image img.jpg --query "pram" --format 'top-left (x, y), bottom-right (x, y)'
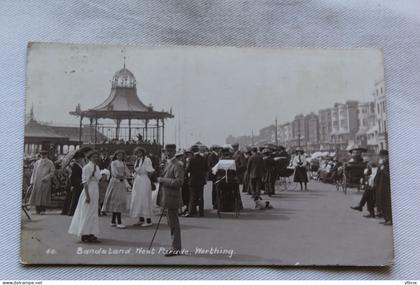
top-left (212, 159), bottom-right (242, 218)
top-left (275, 156), bottom-right (296, 191)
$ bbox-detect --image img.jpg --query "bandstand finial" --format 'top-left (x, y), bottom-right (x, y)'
top-left (122, 48), bottom-right (126, 69)
top-left (30, 103), bottom-right (34, 120)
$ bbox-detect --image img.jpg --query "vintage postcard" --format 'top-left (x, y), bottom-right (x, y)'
top-left (21, 43), bottom-right (393, 265)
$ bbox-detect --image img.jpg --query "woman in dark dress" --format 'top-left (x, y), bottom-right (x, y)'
top-left (292, 147), bottom-right (308, 191)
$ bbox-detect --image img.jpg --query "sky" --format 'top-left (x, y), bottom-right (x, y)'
top-left (26, 43), bottom-right (383, 148)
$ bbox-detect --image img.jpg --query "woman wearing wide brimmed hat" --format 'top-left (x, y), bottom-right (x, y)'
top-left (101, 149), bottom-right (131, 228)
top-left (292, 147), bottom-right (308, 191)
top-left (68, 150), bottom-right (101, 243)
top-left (129, 147), bottom-right (155, 227)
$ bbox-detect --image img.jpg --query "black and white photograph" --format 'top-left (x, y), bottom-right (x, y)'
top-left (20, 43), bottom-right (393, 266)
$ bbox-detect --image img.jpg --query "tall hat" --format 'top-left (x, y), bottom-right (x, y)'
top-left (190, 145), bottom-right (200, 153)
top-left (165, 144), bottom-right (177, 151)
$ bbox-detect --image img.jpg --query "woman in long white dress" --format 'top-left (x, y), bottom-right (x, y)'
top-left (130, 147), bottom-right (155, 227)
top-left (68, 150), bottom-right (101, 243)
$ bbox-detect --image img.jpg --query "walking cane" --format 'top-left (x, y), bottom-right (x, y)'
top-left (148, 207), bottom-right (166, 250)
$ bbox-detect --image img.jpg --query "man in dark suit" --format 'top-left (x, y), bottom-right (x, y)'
top-left (68, 152), bottom-right (85, 216)
top-left (157, 144), bottom-right (185, 256)
top-left (185, 145), bottom-right (209, 217)
top-left (207, 147), bottom-right (220, 208)
top-left (247, 147), bottom-right (265, 203)
top-left (98, 150), bottom-right (110, 170)
top-left (376, 150), bottom-right (392, 225)
top-left (232, 143), bottom-right (246, 185)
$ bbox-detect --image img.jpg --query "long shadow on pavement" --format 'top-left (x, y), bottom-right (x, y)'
top-left (193, 209), bottom-right (292, 221)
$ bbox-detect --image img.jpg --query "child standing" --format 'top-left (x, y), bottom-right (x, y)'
top-left (98, 169), bottom-right (110, 216)
top-left (101, 149), bottom-right (130, 228)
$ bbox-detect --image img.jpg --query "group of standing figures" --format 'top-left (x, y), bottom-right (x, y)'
top-left (68, 147), bottom-right (157, 243)
top-left (350, 149), bottom-right (392, 226)
top-left (231, 144), bottom-right (309, 208)
top-left (64, 145), bottom-right (184, 256)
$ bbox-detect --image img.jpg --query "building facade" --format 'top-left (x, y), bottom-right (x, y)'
top-left (304, 112), bottom-right (320, 152)
top-left (226, 80), bottom-right (388, 153)
top-left (318, 108), bottom-right (333, 150)
top-left (373, 79), bottom-right (387, 150)
top-left (278, 122), bottom-right (292, 148)
top-left (329, 101), bottom-right (359, 150)
top-left (356, 101), bottom-right (378, 151)
top-left (291, 114), bottom-right (306, 147)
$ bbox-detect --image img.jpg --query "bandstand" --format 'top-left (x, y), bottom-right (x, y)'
top-left (70, 63), bottom-right (174, 154)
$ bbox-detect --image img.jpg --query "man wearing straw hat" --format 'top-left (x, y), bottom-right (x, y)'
top-left (157, 144), bottom-right (185, 256)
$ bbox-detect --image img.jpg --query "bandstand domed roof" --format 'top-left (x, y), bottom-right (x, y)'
top-left (112, 67), bottom-right (136, 88)
top-left (70, 65), bottom-right (174, 121)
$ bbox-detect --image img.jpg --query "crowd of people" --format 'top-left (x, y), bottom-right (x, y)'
top-left (24, 141), bottom-right (393, 256)
top-left (350, 149), bottom-right (392, 225)
top-left (100, 134), bottom-right (159, 145)
top-left (307, 146), bottom-right (392, 226)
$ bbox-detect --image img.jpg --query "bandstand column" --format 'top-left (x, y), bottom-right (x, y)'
top-left (115, 119), bottom-right (121, 140)
top-left (78, 116), bottom-right (84, 144)
top-left (89, 118), bottom-right (93, 143)
top-left (156, 119), bottom-right (160, 144)
top-left (128, 118), bottom-right (132, 141)
top-left (161, 118), bottom-right (165, 146)
top-left (145, 119), bottom-right (149, 142)
top-left (94, 117), bottom-right (98, 144)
